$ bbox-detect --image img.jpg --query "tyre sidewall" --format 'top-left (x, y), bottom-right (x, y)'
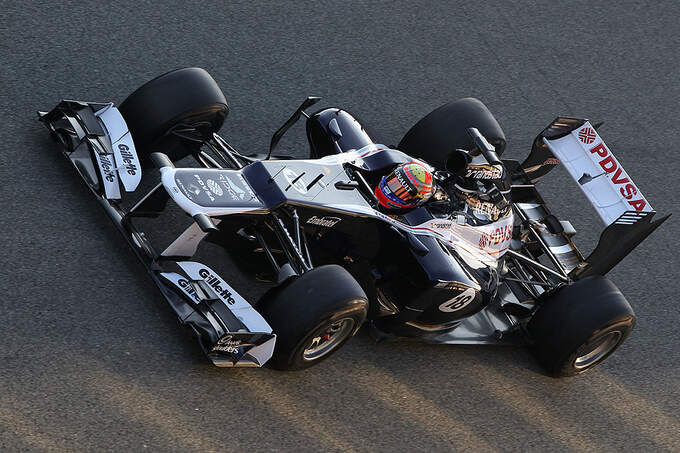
top-left (277, 305), bottom-right (366, 370)
top-left (527, 276), bottom-right (636, 377)
top-left (118, 67), bottom-right (228, 163)
top-left (258, 265), bottom-right (368, 370)
top-left (552, 316), bottom-right (635, 377)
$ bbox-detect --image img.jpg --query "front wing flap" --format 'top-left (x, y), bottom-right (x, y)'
top-left (38, 100), bottom-right (142, 199)
top-left (160, 261), bottom-right (276, 367)
top-left (208, 332), bottom-right (276, 368)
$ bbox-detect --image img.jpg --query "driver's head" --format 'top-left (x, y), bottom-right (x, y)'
top-left (374, 162), bottom-right (434, 211)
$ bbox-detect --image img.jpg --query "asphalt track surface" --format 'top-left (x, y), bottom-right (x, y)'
top-left (2, 1), bottom-right (680, 452)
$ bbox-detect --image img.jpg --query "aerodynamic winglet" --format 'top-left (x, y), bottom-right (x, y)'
top-left (571, 210), bottom-right (671, 279)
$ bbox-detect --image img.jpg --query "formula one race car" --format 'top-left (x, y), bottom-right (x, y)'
top-left (39, 68), bottom-right (669, 375)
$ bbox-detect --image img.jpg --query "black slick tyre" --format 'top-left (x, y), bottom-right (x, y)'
top-left (119, 67), bottom-right (228, 165)
top-left (527, 276), bottom-right (635, 377)
top-left (258, 265), bottom-right (368, 370)
top-left (398, 98), bottom-right (506, 170)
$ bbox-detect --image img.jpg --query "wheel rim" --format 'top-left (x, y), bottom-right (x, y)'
top-left (302, 318), bottom-right (355, 361)
top-left (574, 330), bottom-right (622, 370)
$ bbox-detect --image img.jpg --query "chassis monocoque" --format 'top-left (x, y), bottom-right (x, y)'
top-left (39, 68), bottom-right (669, 374)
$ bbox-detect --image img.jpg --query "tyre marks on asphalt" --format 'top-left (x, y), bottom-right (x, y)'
top-left (586, 371), bottom-right (680, 452)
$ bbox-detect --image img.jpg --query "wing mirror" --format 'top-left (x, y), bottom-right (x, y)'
top-left (467, 127), bottom-right (501, 166)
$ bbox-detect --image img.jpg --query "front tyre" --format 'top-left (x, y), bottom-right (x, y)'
top-left (258, 265), bottom-right (368, 370)
top-left (527, 276), bottom-right (635, 377)
top-left (119, 67), bottom-right (228, 165)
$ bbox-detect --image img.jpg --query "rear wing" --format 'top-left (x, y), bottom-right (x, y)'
top-left (520, 117), bottom-right (669, 278)
top-left (545, 121), bottom-right (652, 224)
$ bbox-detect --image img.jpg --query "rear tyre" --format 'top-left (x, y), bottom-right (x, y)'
top-left (527, 276), bottom-right (635, 377)
top-left (398, 98), bottom-right (506, 170)
top-left (258, 265), bottom-right (368, 370)
top-left (119, 67), bottom-right (228, 165)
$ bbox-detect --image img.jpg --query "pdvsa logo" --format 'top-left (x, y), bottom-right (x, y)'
top-left (193, 174), bottom-right (215, 201)
top-left (589, 143), bottom-right (647, 211)
top-left (578, 127), bottom-right (597, 144)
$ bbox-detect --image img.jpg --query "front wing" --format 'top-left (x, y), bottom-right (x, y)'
top-left (38, 100), bottom-right (275, 367)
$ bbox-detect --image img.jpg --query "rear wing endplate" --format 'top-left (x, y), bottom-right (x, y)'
top-left (571, 210), bottom-right (670, 279)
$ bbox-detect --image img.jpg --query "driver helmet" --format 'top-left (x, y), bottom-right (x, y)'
top-left (374, 162), bottom-right (434, 210)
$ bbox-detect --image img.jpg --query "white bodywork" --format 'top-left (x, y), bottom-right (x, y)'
top-left (160, 167), bottom-right (265, 217)
top-left (159, 143), bottom-right (512, 269)
top-left (409, 214), bottom-right (514, 267)
top-left (544, 121), bottom-right (652, 225)
top-left (315, 145), bottom-right (515, 267)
